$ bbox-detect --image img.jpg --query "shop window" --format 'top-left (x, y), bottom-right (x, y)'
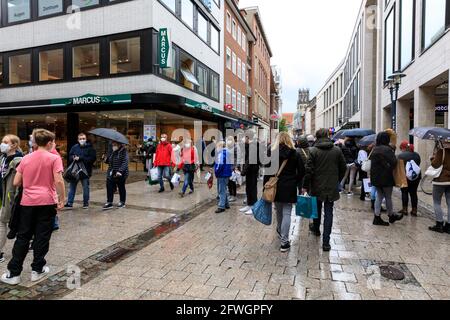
top-left (161, 47), bottom-right (177, 80)
top-left (39, 48), bottom-right (64, 81)
top-left (197, 65), bottom-right (208, 95)
top-left (110, 37), bottom-right (141, 74)
top-left (198, 13), bottom-right (208, 42)
top-left (180, 51), bottom-right (198, 89)
top-left (71, 0), bottom-right (99, 9)
top-left (72, 43), bottom-right (100, 78)
top-left (7, 0), bottom-right (31, 23)
top-left (211, 72), bottom-right (219, 100)
top-left (9, 53), bottom-right (31, 85)
top-left (0, 56), bottom-right (3, 86)
top-left (181, 0), bottom-right (194, 30)
top-left (38, 0), bottom-right (64, 17)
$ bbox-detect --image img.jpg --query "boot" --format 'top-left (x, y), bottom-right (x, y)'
top-left (429, 222), bottom-right (444, 233)
top-left (398, 206), bottom-right (408, 216)
top-left (444, 223), bottom-right (450, 234)
top-left (389, 213), bottom-right (404, 224)
top-left (410, 208), bottom-right (418, 217)
top-left (373, 215), bottom-right (390, 226)
top-left (371, 200), bottom-right (375, 211)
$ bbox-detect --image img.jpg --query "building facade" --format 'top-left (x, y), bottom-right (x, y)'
top-left (270, 65), bottom-right (282, 139)
top-left (293, 88), bottom-right (310, 138)
top-left (0, 0), bottom-right (232, 169)
top-left (304, 97), bottom-right (316, 135)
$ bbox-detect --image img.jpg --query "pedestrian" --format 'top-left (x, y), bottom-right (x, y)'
top-left (340, 137), bottom-right (358, 195)
top-left (0, 135), bottom-right (23, 264)
top-left (428, 142), bottom-right (450, 234)
top-left (154, 134), bottom-right (174, 193)
top-left (296, 135), bottom-right (310, 193)
top-left (1, 129), bottom-right (65, 285)
top-left (142, 138), bottom-right (156, 173)
top-left (239, 130), bottom-right (261, 216)
top-left (102, 141), bottom-right (129, 210)
top-left (357, 145), bottom-right (370, 201)
top-left (215, 141), bottom-right (233, 214)
top-left (268, 132), bottom-right (305, 252)
top-left (65, 133), bottom-right (97, 210)
top-left (306, 135), bottom-right (316, 148)
top-left (226, 136), bottom-right (238, 203)
top-left (303, 128), bottom-right (347, 252)
top-left (398, 140), bottom-right (421, 217)
top-left (370, 132), bottom-right (403, 226)
top-left (178, 139), bottom-right (198, 197)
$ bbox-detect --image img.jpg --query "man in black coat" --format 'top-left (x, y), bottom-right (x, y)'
top-left (303, 128), bottom-right (347, 252)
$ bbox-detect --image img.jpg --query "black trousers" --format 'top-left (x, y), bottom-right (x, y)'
top-left (228, 180), bottom-right (237, 197)
top-left (359, 169), bottom-right (368, 200)
top-left (7, 205), bottom-right (56, 276)
top-left (401, 178), bottom-right (420, 208)
top-left (107, 175), bottom-right (127, 204)
top-left (245, 169), bottom-right (258, 207)
top-left (313, 201), bottom-right (334, 245)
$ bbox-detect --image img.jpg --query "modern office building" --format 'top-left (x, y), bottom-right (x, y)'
top-left (0, 0), bottom-right (231, 169)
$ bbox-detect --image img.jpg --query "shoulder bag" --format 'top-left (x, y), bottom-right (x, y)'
top-left (262, 159), bottom-right (288, 203)
top-left (425, 149), bottom-right (445, 179)
top-left (361, 150), bottom-right (373, 173)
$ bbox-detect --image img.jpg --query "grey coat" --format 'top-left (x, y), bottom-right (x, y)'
top-left (0, 156), bottom-right (22, 224)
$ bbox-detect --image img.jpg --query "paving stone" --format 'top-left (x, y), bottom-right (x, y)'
top-left (161, 281), bottom-right (192, 295)
top-left (331, 271), bottom-right (357, 283)
top-left (185, 284), bottom-right (216, 299)
top-left (237, 290), bottom-right (265, 300)
top-left (209, 287), bottom-right (239, 300)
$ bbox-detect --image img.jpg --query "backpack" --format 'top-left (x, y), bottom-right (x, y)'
top-left (406, 160), bottom-right (421, 181)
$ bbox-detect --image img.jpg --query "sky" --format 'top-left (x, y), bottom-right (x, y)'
top-left (239, 0), bottom-right (363, 113)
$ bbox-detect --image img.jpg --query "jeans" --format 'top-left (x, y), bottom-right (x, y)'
top-left (106, 175), bottom-right (127, 204)
top-left (217, 177), bottom-right (230, 209)
top-left (275, 203), bottom-right (293, 246)
top-left (375, 187), bottom-right (393, 217)
top-left (158, 166), bottom-right (172, 189)
top-left (371, 187), bottom-right (377, 200)
top-left (340, 164), bottom-right (358, 192)
top-left (401, 178), bottom-right (420, 209)
top-left (432, 185), bottom-right (450, 223)
top-left (313, 201), bottom-right (334, 245)
top-left (7, 205), bottom-right (56, 276)
top-left (67, 178), bottom-right (90, 206)
top-left (182, 171), bottom-right (195, 194)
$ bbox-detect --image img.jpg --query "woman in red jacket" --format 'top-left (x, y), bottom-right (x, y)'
top-left (178, 139), bottom-right (199, 197)
top-left (154, 134), bottom-right (174, 193)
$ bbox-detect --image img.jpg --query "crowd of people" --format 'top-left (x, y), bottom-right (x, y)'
top-left (0, 125), bottom-right (449, 285)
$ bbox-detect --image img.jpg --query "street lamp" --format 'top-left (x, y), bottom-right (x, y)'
top-left (385, 71), bottom-right (406, 131)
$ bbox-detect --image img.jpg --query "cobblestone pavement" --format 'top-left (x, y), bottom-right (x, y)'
top-left (62, 194), bottom-right (450, 300)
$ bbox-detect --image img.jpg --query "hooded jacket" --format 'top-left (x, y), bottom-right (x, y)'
top-left (154, 142), bottom-right (173, 167)
top-left (0, 151), bottom-right (23, 223)
top-left (69, 142), bottom-right (97, 177)
top-left (215, 148), bottom-right (233, 178)
top-left (370, 133), bottom-right (397, 188)
top-left (296, 137), bottom-right (310, 165)
top-left (303, 138), bottom-right (347, 202)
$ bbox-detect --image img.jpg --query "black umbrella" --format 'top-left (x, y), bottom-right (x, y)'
top-left (88, 128), bottom-right (129, 145)
top-left (345, 128), bottom-right (376, 138)
top-left (409, 127), bottom-right (450, 142)
top-left (332, 130), bottom-right (347, 141)
top-left (357, 134), bottom-right (376, 147)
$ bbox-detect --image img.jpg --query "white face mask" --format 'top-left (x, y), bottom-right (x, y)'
top-left (79, 139), bottom-right (87, 146)
top-left (0, 143), bottom-right (10, 154)
top-left (161, 138), bottom-right (167, 142)
top-left (112, 146), bottom-right (119, 152)
top-left (185, 144), bottom-right (191, 148)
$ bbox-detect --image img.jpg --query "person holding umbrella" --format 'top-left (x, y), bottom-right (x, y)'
top-left (102, 141), bottom-right (129, 210)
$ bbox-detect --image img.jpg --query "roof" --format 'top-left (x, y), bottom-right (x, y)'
top-left (282, 113), bottom-right (294, 124)
top-left (241, 6), bottom-right (273, 57)
top-left (226, 0), bottom-right (256, 42)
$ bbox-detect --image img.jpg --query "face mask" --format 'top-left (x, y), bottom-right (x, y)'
top-left (0, 143), bottom-right (10, 154)
top-left (79, 140), bottom-right (87, 146)
top-left (185, 144), bottom-right (191, 148)
top-left (112, 146), bottom-right (119, 152)
top-left (161, 138), bottom-right (167, 142)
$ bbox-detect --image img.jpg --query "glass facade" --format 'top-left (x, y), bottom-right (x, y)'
top-left (400, 0), bottom-right (415, 69)
top-left (72, 43), bottom-right (100, 78)
top-left (39, 48), bottom-right (64, 81)
top-left (110, 37), bottom-right (141, 74)
top-left (9, 53), bottom-right (31, 84)
top-left (422, 0), bottom-right (447, 49)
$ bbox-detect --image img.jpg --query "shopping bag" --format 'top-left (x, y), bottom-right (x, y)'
top-left (363, 178), bottom-right (372, 192)
top-left (149, 167), bottom-right (159, 186)
top-left (394, 159), bottom-right (408, 188)
top-left (296, 195), bottom-right (318, 219)
top-left (171, 173), bottom-right (181, 187)
top-left (234, 170), bottom-right (243, 186)
top-left (252, 199), bottom-right (272, 226)
top-left (204, 172), bottom-right (212, 182)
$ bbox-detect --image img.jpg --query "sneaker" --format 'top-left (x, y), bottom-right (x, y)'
top-left (244, 209), bottom-right (253, 216)
top-left (215, 208), bottom-right (226, 214)
top-left (64, 204), bottom-right (73, 210)
top-left (346, 192), bottom-right (354, 196)
top-left (116, 202), bottom-right (126, 209)
top-left (102, 203), bottom-right (114, 211)
top-left (373, 215), bottom-right (390, 226)
top-left (389, 214), bottom-right (404, 224)
top-left (179, 192), bottom-right (185, 198)
top-left (444, 223), bottom-right (450, 234)
top-left (0, 252), bottom-right (5, 263)
top-left (239, 206), bottom-right (251, 213)
top-left (309, 223), bottom-right (321, 237)
top-left (83, 204), bottom-right (89, 210)
top-left (322, 243), bottom-right (332, 252)
top-left (229, 197), bottom-right (236, 203)
top-left (188, 190), bottom-right (194, 195)
top-left (280, 243), bottom-right (291, 253)
top-left (429, 222), bottom-right (444, 234)
top-left (1, 272), bottom-right (21, 286)
top-left (31, 266), bottom-right (50, 282)
top-left (225, 206), bottom-right (231, 210)
top-left (158, 189), bottom-right (165, 193)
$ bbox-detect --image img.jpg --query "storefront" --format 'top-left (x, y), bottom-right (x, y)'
top-left (0, 92), bottom-right (257, 171)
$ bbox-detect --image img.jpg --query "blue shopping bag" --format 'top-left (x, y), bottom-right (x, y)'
top-left (296, 195), bottom-right (319, 219)
top-left (252, 199), bottom-right (273, 226)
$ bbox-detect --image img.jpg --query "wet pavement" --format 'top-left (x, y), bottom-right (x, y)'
top-left (57, 193), bottom-right (449, 301)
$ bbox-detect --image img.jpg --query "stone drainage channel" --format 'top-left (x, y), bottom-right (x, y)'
top-left (0, 197), bottom-right (216, 300)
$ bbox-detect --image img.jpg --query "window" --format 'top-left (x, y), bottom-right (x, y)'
top-left (237, 58), bottom-right (241, 79)
top-left (237, 27), bottom-right (242, 46)
top-left (232, 52), bottom-right (236, 74)
top-left (422, 0), bottom-right (448, 49)
top-left (232, 89), bottom-right (237, 110)
top-left (73, 43), bottom-right (100, 78)
top-left (226, 85), bottom-right (231, 104)
top-left (197, 65), bottom-right (208, 95)
top-left (226, 47), bottom-right (231, 70)
top-left (0, 56), bottom-right (3, 86)
top-left (384, 7), bottom-right (395, 80)
top-left (181, 0), bottom-right (194, 29)
top-left (180, 51), bottom-right (198, 90)
top-left (226, 12), bottom-right (231, 32)
top-left (242, 96), bottom-right (246, 115)
top-left (72, 0), bottom-right (99, 9)
top-left (7, 0), bottom-right (31, 23)
top-left (242, 63), bottom-right (246, 83)
top-left (9, 53), bottom-right (31, 84)
top-left (211, 73), bottom-right (219, 100)
top-left (211, 26), bottom-right (219, 53)
top-left (110, 37), bottom-right (141, 74)
top-left (232, 20), bottom-right (237, 40)
top-left (237, 92), bottom-right (241, 112)
top-left (160, 0), bottom-right (176, 12)
top-left (242, 34), bottom-right (246, 52)
top-left (38, 0), bottom-right (63, 17)
top-left (39, 48), bottom-right (63, 81)
top-left (198, 13), bottom-right (208, 42)
top-left (161, 47), bottom-right (177, 80)
top-left (400, 0), bottom-right (415, 69)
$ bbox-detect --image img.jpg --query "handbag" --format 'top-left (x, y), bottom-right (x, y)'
top-left (262, 160), bottom-right (288, 203)
top-left (252, 199), bottom-right (272, 226)
top-left (394, 159), bottom-right (408, 188)
top-left (361, 150), bottom-right (373, 173)
top-left (296, 194), bottom-right (318, 219)
top-left (425, 149), bottom-right (445, 179)
top-left (149, 167), bottom-right (159, 185)
top-left (171, 173), bottom-right (181, 187)
top-left (7, 187), bottom-right (22, 240)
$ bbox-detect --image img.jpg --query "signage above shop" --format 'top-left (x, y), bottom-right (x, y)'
top-left (185, 99), bottom-right (217, 114)
top-left (51, 94), bottom-right (132, 106)
top-left (159, 28), bottom-right (173, 69)
top-left (436, 104), bottom-right (448, 112)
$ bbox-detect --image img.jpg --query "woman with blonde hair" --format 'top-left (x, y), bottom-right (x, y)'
top-left (0, 135), bottom-right (23, 263)
top-left (266, 132), bottom-right (305, 252)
